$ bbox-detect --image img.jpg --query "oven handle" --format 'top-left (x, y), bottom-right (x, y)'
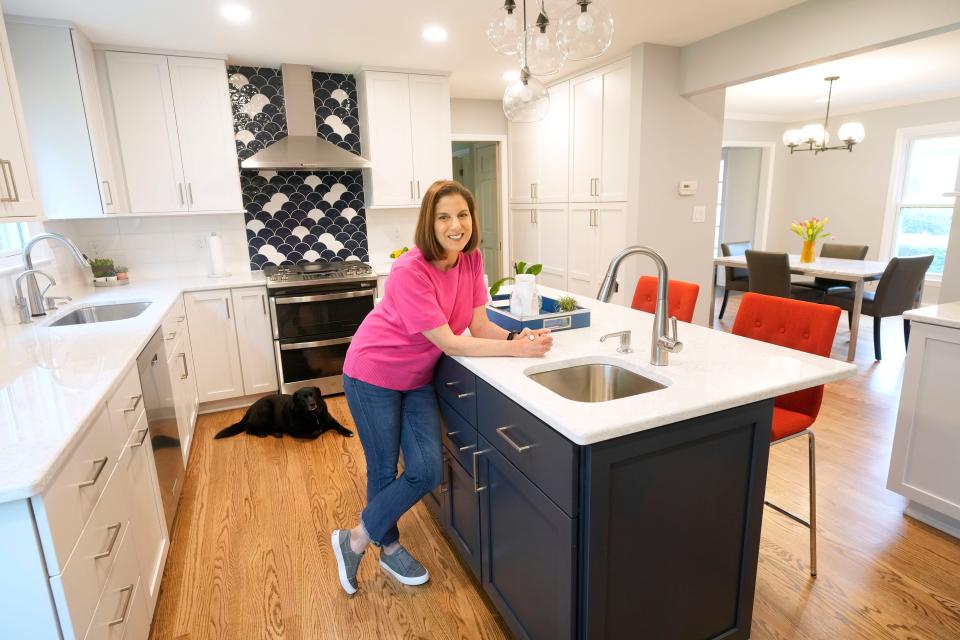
top-left (273, 289), bottom-right (375, 305)
top-left (279, 336), bottom-right (353, 351)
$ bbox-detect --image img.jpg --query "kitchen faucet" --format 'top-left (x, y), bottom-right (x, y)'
top-left (597, 246), bottom-right (683, 366)
top-left (20, 232), bottom-right (90, 320)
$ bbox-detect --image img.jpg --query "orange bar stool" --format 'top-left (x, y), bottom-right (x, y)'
top-left (630, 276), bottom-right (700, 323)
top-left (732, 292), bottom-right (841, 577)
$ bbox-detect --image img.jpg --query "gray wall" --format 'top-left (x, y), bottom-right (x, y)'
top-left (722, 147), bottom-right (763, 246)
top-left (451, 98), bottom-right (507, 136)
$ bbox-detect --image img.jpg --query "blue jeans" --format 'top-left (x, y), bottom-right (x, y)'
top-left (342, 373), bottom-right (443, 547)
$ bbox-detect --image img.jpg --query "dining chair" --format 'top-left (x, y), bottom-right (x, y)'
top-left (793, 243), bottom-right (869, 295)
top-left (823, 255), bottom-right (933, 360)
top-left (631, 276), bottom-right (700, 323)
top-left (744, 250), bottom-right (824, 302)
top-left (718, 241), bottom-right (751, 319)
top-left (732, 292), bottom-right (842, 577)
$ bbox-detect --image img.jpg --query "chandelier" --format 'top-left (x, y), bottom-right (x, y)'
top-left (489, 0), bottom-right (614, 122)
top-left (782, 76), bottom-right (865, 154)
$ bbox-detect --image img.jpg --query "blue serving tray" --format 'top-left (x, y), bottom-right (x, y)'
top-left (486, 294), bottom-right (590, 332)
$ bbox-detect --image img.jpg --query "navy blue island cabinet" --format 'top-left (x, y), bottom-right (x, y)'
top-left (429, 356), bottom-right (773, 640)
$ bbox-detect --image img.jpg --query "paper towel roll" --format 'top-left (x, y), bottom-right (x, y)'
top-left (208, 232), bottom-right (230, 278)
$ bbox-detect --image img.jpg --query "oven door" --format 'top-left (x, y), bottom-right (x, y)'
top-left (276, 336), bottom-right (352, 396)
top-left (270, 288), bottom-right (375, 340)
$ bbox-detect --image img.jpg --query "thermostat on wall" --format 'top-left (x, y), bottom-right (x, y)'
top-left (678, 181), bottom-right (697, 195)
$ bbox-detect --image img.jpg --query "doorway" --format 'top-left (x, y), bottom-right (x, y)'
top-left (452, 140), bottom-right (504, 283)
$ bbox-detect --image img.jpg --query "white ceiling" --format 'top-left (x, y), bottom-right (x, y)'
top-left (725, 28), bottom-right (960, 122)
top-left (1, 0), bottom-right (805, 99)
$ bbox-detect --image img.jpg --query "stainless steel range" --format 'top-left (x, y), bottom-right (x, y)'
top-left (265, 262), bottom-right (377, 395)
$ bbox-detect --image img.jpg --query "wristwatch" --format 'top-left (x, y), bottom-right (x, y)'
top-left (506, 331), bottom-right (517, 341)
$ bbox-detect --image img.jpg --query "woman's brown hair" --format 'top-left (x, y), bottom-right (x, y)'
top-left (414, 180), bottom-right (480, 262)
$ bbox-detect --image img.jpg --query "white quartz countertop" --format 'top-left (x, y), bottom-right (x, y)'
top-left (0, 272), bottom-right (266, 503)
top-left (903, 301), bottom-right (960, 330)
top-left (454, 287), bottom-right (856, 446)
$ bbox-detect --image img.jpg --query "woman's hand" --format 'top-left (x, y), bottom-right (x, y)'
top-left (512, 328), bottom-right (553, 357)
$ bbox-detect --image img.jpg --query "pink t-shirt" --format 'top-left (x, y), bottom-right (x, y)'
top-left (343, 246), bottom-right (488, 391)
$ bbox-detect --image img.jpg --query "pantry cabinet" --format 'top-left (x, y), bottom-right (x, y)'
top-left (567, 203), bottom-right (627, 305)
top-left (508, 203), bottom-right (568, 291)
top-left (0, 12), bottom-right (41, 219)
top-left (104, 51), bottom-right (242, 214)
top-left (507, 83), bottom-right (569, 204)
top-left (359, 70), bottom-right (452, 207)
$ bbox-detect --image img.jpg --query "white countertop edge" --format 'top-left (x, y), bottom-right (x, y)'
top-left (903, 302), bottom-right (960, 330)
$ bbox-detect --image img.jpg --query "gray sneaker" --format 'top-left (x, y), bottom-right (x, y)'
top-left (331, 530), bottom-right (364, 594)
top-left (379, 545), bottom-right (429, 586)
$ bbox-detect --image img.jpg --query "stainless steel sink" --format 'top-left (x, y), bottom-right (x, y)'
top-left (527, 362), bottom-right (667, 402)
top-left (49, 301), bottom-right (152, 327)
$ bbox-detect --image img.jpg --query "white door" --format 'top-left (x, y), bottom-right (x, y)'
top-left (72, 29), bottom-right (120, 214)
top-left (409, 74), bottom-right (452, 199)
top-left (476, 143), bottom-right (502, 282)
top-left (600, 62), bottom-right (630, 202)
top-left (231, 288), bottom-right (279, 396)
top-left (567, 205), bottom-right (597, 298)
top-left (168, 56), bottom-right (243, 212)
top-left (569, 73), bottom-right (602, 202)
top-left (184, 289), bottom-right (244, 402)
top-left (536, 82), bottom-right (570, 203)
top-left (363, 72), bottom-right (415, 206)
top-left (510, 205), bottom-right (539, 273)
top-left (596, 202), bottom-right (628, 305)
top-left (123, 410), bottom-right (168, 615)
top-left (508, 121), bottom-right (538, 203)
top-left (537, 204), bottom-right (568, 291)
top-left (105, 51), bottom-right (185, 213)
top-left (0, 13), bottom-right (40, 219)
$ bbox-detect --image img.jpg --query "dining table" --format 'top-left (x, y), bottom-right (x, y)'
top-left (710, 255), bottom-right (899, 361)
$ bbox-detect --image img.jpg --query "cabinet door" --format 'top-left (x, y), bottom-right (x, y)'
top-left (123, 410), bottom-right (168, 615)
top-left (535, 82), bottom-right (569, 203)
top-left (508, 121), bottom-right (538, 203)
top-left (409, 74), bottom-right (452, 198)
top-left (231, 287), bottom-right (279, 396)
top-left (600, 62), bottom-right (630, 202)
top-left (167, 56), bottom-right (243, 212)
top-left (0, 13), bottom-right (40, 219)
top-left (442, 454), bottom-right (482, 582)
top-left (362, 72), bottom-right (415, 206)
top-left (104, 51), bottom-right (185, 213)
top-left (569, 73), bottom-right (602, 202)
top-left (168, 343), bottom-right (193, 463)
top-left (596, 203), bottom-right (628, 305)
top-left (184, 289), bottom-right (244, 402)
top-left (510, 205), bottom-right (539, 269)
top-left (178, 316), bottom-right (200, 442)
top-left (567, 205), bottom-right (598, 298)
top-left (478, 437), bottom-right (574, 640)
top-left (537, 204), bottom-right (568, 291)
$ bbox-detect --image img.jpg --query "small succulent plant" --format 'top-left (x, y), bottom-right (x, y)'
top-left (556, 295), bottom-right (577, 312)
top-left (90, 258), bottom-right (115, 278)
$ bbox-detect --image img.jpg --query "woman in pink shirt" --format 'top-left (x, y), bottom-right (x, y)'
top-left (332, 180), bottom-right (552, 594)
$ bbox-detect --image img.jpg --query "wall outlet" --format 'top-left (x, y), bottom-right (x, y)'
top-left (692, 206), bottom-right (706, 223)
top-left (196, 236), bottom-right (208, 250)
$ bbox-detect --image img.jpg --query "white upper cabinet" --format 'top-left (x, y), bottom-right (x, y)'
top-left (508, 121), bottom-right (538, 203)
top-left (599, 62), bottom-right (630, 201)
top-left (104, 51), bottom-right (241, 215)
top-left (0, 13), bottom-right (41, 219)
top-left (231, 288), bottom-right (278, 396)
top-left (570, 74), bottom-right (603, 202)
top-left (360, 70), bottom-right (451, 208)
top-left (536, 83), bottom-right (570, 203)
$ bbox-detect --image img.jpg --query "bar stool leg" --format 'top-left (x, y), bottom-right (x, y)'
top-left (808, 430), bottom-right (817, 577)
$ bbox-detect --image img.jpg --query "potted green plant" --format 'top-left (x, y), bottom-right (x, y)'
top-left (90, 258), bottom-right (115, 284)
top-left (555, 294), bottom-right (578, 312)
top-left (489, 261), bottom-right (543, 296)
top-left (116, 266), bottom-right (129, 281)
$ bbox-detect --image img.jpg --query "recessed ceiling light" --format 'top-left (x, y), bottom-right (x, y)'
top-left (423, 26), bottom-right (448, 43)
top-left (503, 70), bottom-right (521, 82)
top-left (220, 4), bottom-right (251, 22)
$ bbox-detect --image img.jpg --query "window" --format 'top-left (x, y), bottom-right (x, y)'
top-left (892, 135), bottom-right (959, 276)
top-left (0, 222), bottom-right (27, 258)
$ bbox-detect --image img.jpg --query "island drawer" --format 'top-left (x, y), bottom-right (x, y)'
top-left (439, 399), bottom-right (478, 476)
top-left (477, 380), bottom-right (578, 517)
top-left (435, 357), bottom-right (476, 425)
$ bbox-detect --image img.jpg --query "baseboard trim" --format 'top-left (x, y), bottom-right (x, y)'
top-left (904, 501), bottom-right (960, 540)
top-left (199, 391), bottom-right (274, 415)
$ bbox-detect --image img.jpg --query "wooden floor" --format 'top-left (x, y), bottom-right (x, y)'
top-left (149, 293), bottom-right (960, 640)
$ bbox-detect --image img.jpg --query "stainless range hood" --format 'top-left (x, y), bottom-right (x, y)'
top-left (240, 64), bottom-right (371, 170)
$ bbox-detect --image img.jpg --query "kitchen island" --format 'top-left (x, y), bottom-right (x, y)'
top-left (427, 287), bottom-right (854, 640)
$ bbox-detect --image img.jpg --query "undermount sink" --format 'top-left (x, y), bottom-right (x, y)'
top-left (526, 359), bottom-right (667, 403)
top-left (49, 301), bottom-right (152, 327)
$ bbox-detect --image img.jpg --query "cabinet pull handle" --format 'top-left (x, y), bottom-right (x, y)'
top-left (456, 391), bottom-right (475, 400)
top-left (534, 183), bottom-right (538, 199)
top-left (225, 299), bottom-right (231, 319)
top-left (179, 352), bottom-right (188, 379)
top-left (0, 160), bottom-right (19, 202)
top-left (444, 381), bottom-right (459, 388)
top-left (410, 181), bottom-right (414, 200)
top-left (459, 443), bottom-right (476, 453)
top-left (107, 585), bottom-right (135, 626)
top-left (177, 315), bottom-right (185, 323)
top-left (472, 449), bottom-right (489, 492)
top-left (177, 183), bottom-right (184, 206)
top-left (529, 210), bottom-right (534, 224)
top-left (123, 394), bottom-right (142, 413)
top-left (102, 180), bottom-right (114, 206)
top-left (94, 522), bottom-right (122, 559)
top-left (416, 180), bottom-right (421, 200)
top-left (261, 294), bottom-right (267, 315)
top-left (496, 425), bottom-right (531, 453)
top-left (440, 455), bottom-right (449, 493)
top-left (187, 182), bottom-right (194, 206)
top-left (79, 457), bottom-right (109, 487)
top-left (131, 428), bottom-right (149, 448)
top-left (166, 331), bottom-right (176, 341)
top-left (530, 183), bottom-right (534, 199)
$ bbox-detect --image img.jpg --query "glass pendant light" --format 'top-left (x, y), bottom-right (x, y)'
top-left (503, 67), bottom-right (550, 122)
top-left (557, 0), bottom-right (614, 61)
top-left (488, 0), bottom-right (523, 56)
top-left (521, 5), bottom-right (565, 76)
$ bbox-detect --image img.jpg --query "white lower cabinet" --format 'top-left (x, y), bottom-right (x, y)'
top-left (232, 288), bottom-right (279, 395)
top-left (567, 203), bottom-right (627, 305)
top-left (509, 204), bottom-right (568, 290)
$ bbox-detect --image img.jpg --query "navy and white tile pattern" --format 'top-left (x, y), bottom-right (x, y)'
top-left (228, 66), bottom-right (368, 269)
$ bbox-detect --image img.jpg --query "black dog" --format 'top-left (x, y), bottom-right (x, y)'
top-left (214, 387), bottom-right (353, 440)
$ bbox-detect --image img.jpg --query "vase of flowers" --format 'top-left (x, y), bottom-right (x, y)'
top-left (791, 217), bottom-right (832, 263)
